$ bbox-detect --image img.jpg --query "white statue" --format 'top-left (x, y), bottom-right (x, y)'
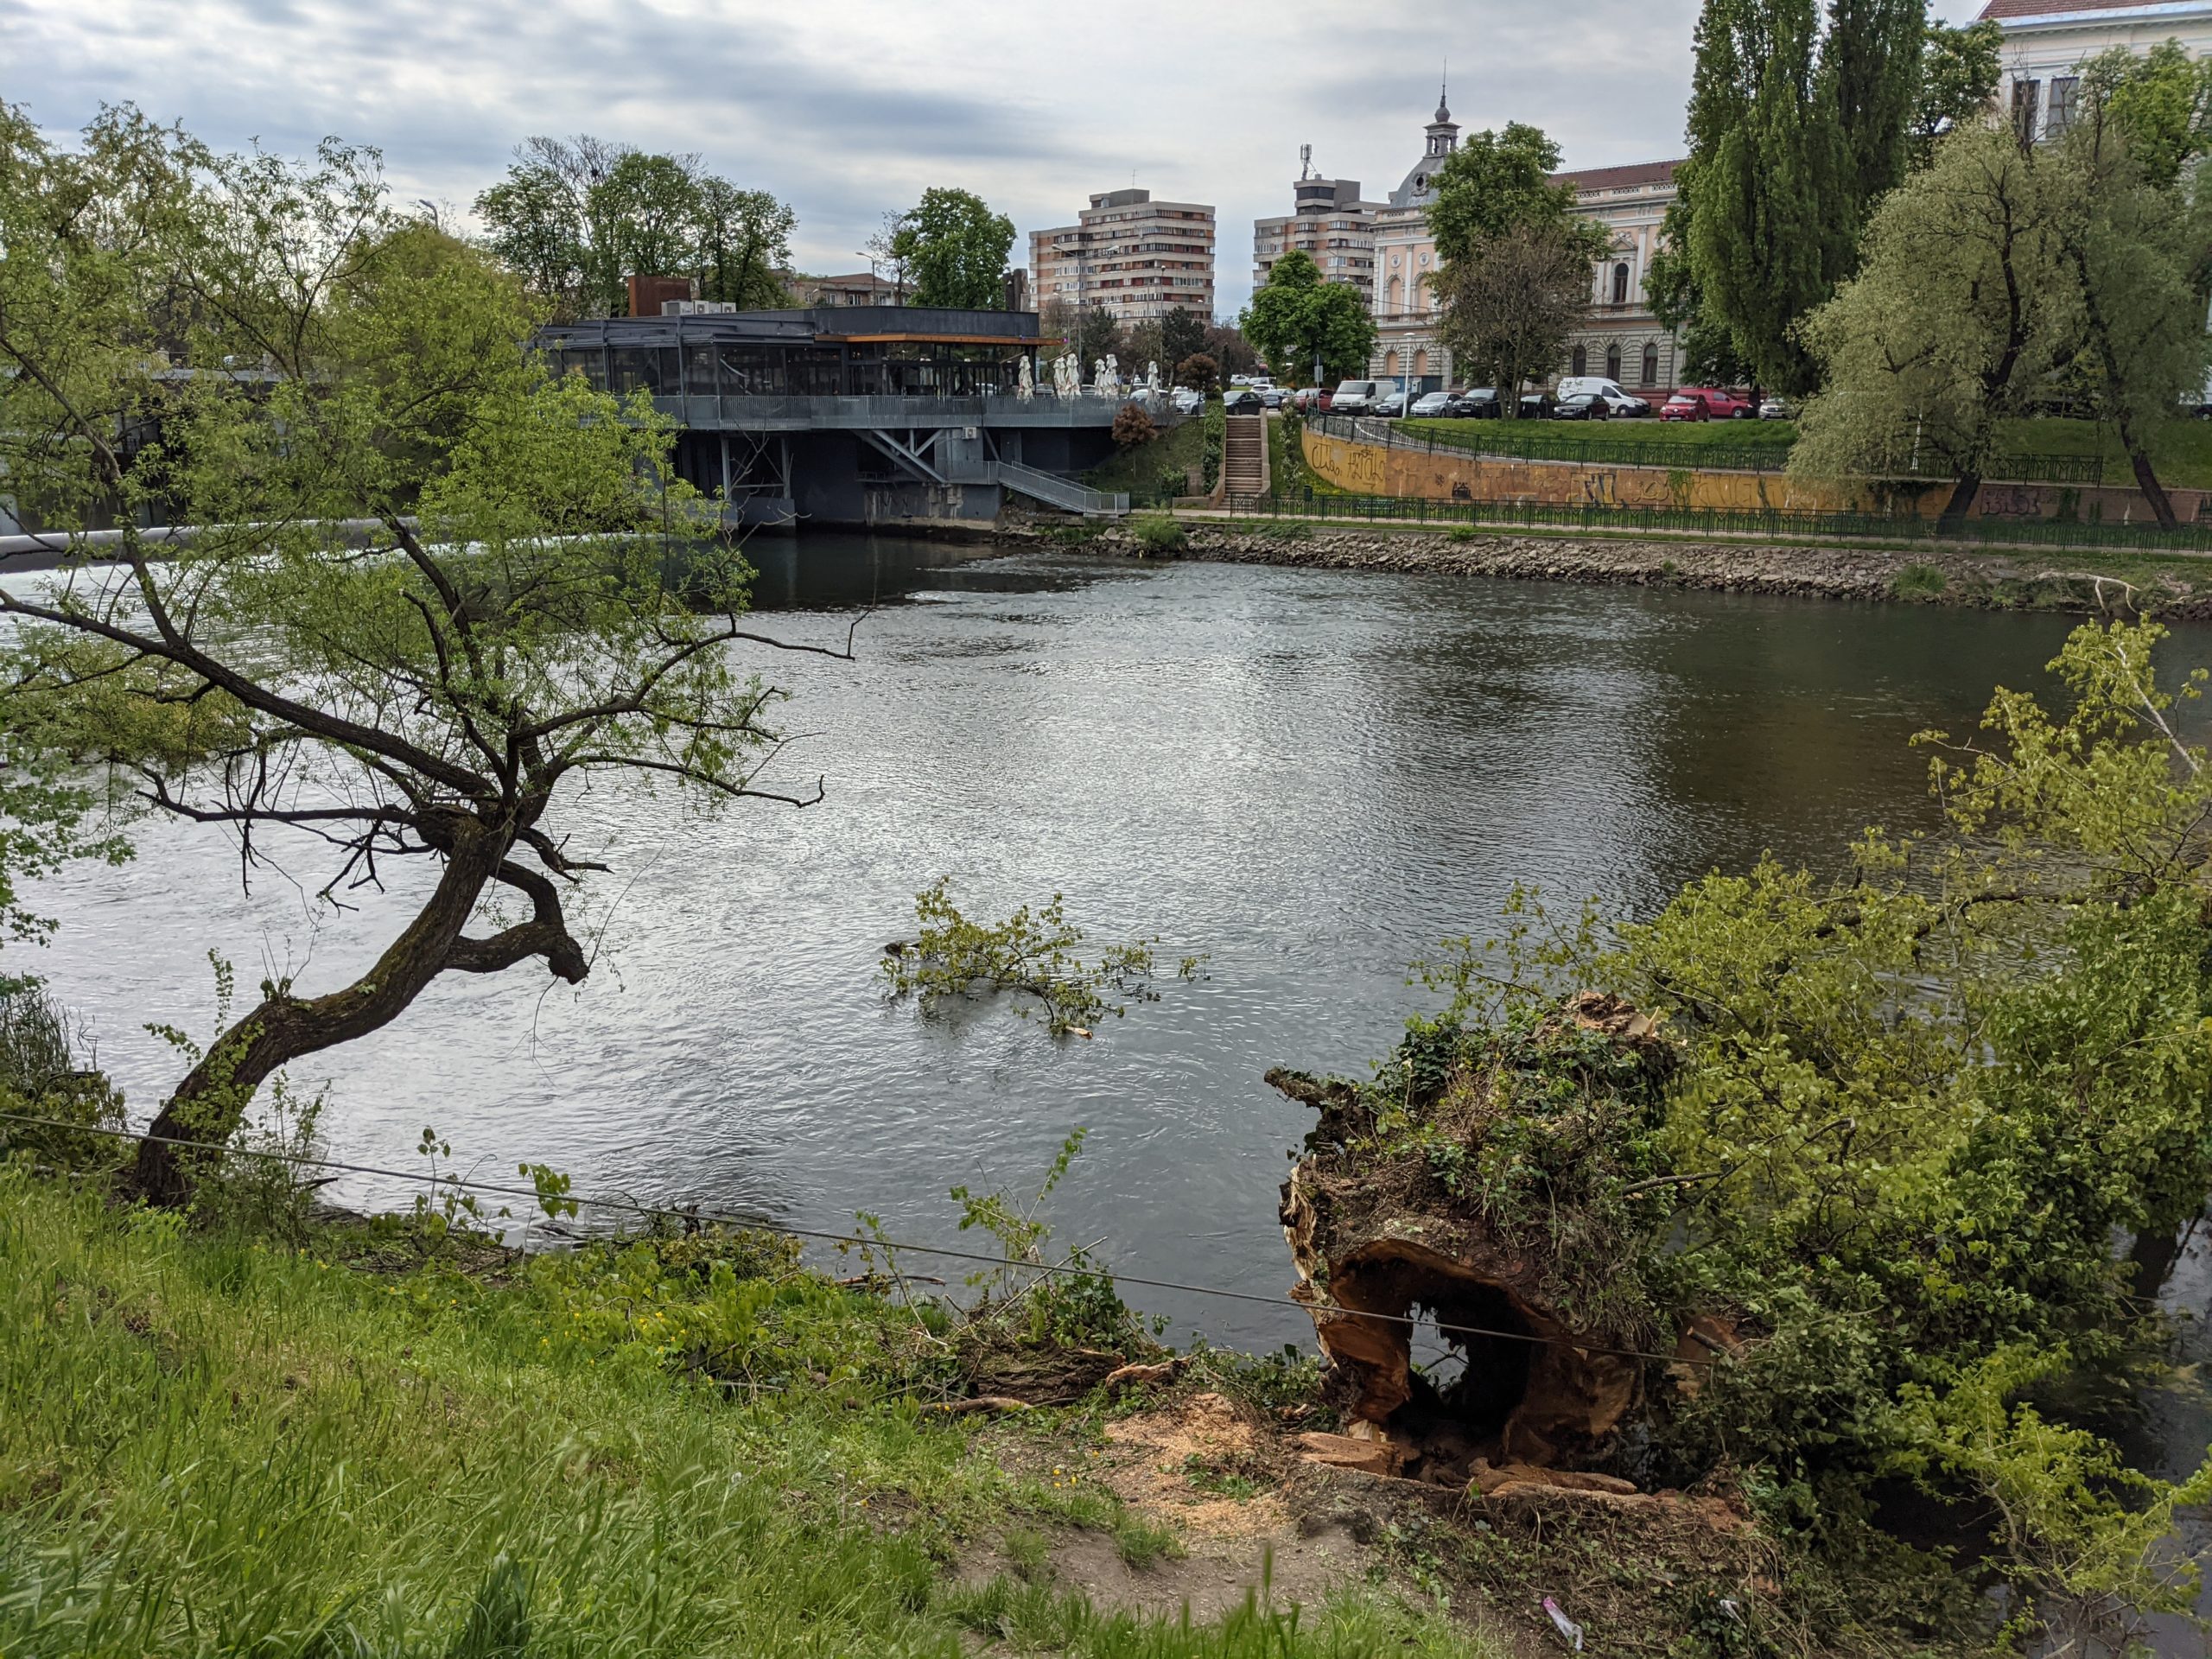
top-left (1147, 360), bottom-right (1161, 395)
top-left (1016, 355), bottom-right (1034, 403)
top-left (1063, 353), bottom-right (1078, 397)
top-left (1106, 353), bottom-right (1121, 397)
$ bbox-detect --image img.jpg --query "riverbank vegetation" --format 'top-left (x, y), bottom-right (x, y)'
top-left (1269, 615), bottom-right (2212, 1653)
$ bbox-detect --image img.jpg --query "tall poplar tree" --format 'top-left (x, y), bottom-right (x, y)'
top-left (1688, 0), bottom-right (1839, 393)
top-left (1681, 0), bottom-right (1927, 394)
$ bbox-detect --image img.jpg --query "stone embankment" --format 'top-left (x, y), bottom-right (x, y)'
top-left (1011, 521), bottom-right (2212, 615)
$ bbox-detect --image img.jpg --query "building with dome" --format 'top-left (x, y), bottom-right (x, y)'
top-left (1366, 95), bottom-right (1686, 399)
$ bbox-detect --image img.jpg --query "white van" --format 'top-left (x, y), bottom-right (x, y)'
top-left (1557, 377), bottom-right (1629, 403)
top-left (1330, 378), bottom-right (1382, 412)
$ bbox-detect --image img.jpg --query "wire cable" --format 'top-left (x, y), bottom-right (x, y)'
top-left (0, 1109), bottom-right (1716, 1369)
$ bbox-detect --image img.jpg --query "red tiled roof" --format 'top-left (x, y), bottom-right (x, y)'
top-left (1980, 0), bottom-right (2207, 18)
top-left (1553, 159), bottom-right (1684, 192)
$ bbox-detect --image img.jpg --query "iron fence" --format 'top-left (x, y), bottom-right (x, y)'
top-left (1308, 415), bottom-right (2107, 487)
top-left (1120, 486), bottom-right (2212, 554)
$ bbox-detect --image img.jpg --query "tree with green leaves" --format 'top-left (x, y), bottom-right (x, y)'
top-left (1792, 123), bottom-right (2070, 523)
top-left (1425, 123), bottom-right (1589, 265)
top-left (2080, 40), bottom-right (2212, 193)
top-left (1825, 0), bottom-right (1926, 212)
top-left (474, 136), bottom-right (794, 319)
top-left (1159, 307), bottom-right (1206, 372)
top-left (1910, 17), bottom-right (2003, 166)
top-left (0, 108), bottom-right (841, 1202)
top-left (887, 188), bottom-right (1015, 310)
top-left (1685, 0), bottom-right (1850, 394)
top-left (1433, 223), bottom-right (1603, 415)
top-left (2047, 56), bottom-right (2212, 527)
top-left (1644, 181), bottom-right (1751, 386)
top-left (1423, 123), bottom-right (1608, 411)
top-left (1237, 251), bottom-right (1376, 386)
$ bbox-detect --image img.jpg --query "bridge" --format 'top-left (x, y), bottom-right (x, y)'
top-left (537, 308), bottom-right (1169, 526)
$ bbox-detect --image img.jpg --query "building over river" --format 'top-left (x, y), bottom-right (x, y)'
top-left (537, 306), bottom-right (1140, 528)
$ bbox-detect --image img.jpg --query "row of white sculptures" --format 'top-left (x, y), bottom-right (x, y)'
top-left (1014, 353), bottom-right (1166, 403)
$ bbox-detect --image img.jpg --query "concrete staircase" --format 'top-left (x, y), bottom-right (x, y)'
top-left (1224, 415), bottom-right (1267, 497)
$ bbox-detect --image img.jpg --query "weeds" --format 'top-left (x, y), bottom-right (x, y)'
top-left (1132, 512), bottom-right (1188, 555)
top-left (1891, 561), bottom-right (1948, 599)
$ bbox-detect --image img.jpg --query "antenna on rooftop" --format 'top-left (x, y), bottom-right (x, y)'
top-left (1300, 143), bottom-right (1313, 181)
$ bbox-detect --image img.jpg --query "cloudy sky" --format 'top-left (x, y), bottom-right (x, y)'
top-left (9, 0), bottom-right (1989, 316)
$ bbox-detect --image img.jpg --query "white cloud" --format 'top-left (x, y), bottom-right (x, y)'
top-left (4, 0), bottom-right (1999, 315)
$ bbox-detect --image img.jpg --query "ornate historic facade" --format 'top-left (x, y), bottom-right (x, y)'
top-left (1365, 98), bottom-right (1686, 398)
top-left (1980, 0), bottom-right (2212, 141)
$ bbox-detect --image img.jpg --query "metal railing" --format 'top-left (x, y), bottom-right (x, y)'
top-left (997, 463), bottom-right (1129, 516)
top-left (1125, 486), bottom-right (2212, 552)
top-left (1308, 414), bottom-right (2107, 486)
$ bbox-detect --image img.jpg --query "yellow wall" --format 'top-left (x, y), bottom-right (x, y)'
top-left (1299, 429), bottom-right (2199, 524)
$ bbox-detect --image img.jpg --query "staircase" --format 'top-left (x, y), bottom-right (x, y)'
top-left (995, 461), bottom-right (1129, 517)
top-left (1223, 415), bottom-right (1267, 498)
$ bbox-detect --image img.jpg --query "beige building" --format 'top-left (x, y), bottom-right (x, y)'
top-left (1368, 95), bottom-right (1459, 391)
top-left (1254, 174), bottom-right (1381, 304)
top-left (1558, 160), bottom-right (1684, 397)
top-left (1030, 188), bottom-right (1217, 323)
top-left (1981, 0), bottom-right (2212, 140)
top-left (1367, 96), bottom-right (1684, 397)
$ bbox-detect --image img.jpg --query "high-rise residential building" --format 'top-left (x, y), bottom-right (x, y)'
top-left (1367, 92), bottom-right (1685, 397)
top-left (1029, 188), bottom-right (1217, 323)
top-left (1253, 173), bottom-right (1381, 303)
top-left (1979, 0), bottom-right (2212, 143)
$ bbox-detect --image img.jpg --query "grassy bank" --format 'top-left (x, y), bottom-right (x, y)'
top-left (1083, 416), bottom-right (1209, 498)
top-left (0, 1168), bottom-right (1480, 1658)
top-left (1400, 413), bottom-right (2212, 488)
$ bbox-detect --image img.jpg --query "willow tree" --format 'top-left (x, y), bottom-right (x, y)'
top-left (0, 107), bottom-right (841, 1201)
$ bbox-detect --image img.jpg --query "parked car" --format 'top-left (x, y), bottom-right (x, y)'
top-left (1222, 388), bottom-right (1264, 414)
top-left (1758, 397), bottom-right (1796, 421)
top-left (1409, 390), bottom-right (1455, 418)
top-left (1518, 391), bottom-right (1555, 419)
top-left (1599, 390), bottom-right (1651, 417)
top-left (1556, 376), bottom-right (1631, 404)
top-left (1552, 391), bottom-right (1612, 421)
top-left (1330, 378), bottom-right (1383, 413)
top-left (1170, 387), bottom-right (1204, 416)
top-left (1660, 387), bottom-right (1753, 422)
top-left (1261, 387), bottom-right (1287, 410)
top-left (1447, 389), bottom-right (1502, 419)
top-left (1372, 390), bottom-right (1410, 417)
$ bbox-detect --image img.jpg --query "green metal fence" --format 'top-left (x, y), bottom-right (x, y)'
top-left (1332, 416), bottom-right (2107, 486)
top-left (1127, 486), bottom-right (2212, 554)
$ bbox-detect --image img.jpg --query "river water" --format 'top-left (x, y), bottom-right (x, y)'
top-left (20, 537), bottom-right (2212, 1360)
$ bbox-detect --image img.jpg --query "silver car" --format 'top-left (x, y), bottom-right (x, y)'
top-left (1410, 391), bottom-right (1453, 418)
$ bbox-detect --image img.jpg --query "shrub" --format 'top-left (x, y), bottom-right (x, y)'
top-left (0, 986), bottom-right (124, 1172)
top-left (1132, 513), bottom-right (1187, 555)
top-left (1891, 562), bottom-right (1948, 599)
top-left (1173, 353), bottom-right (1218, 391)
top-left (1448, 524), bottom-right (1480, 543)
top-left (1111, 403), bottom-right (1157, 448)
top-left (1201, 401), bottom-right (1225, 491)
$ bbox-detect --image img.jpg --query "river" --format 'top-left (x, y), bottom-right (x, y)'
top-left (19, 536), bottom-right (2212, 1359)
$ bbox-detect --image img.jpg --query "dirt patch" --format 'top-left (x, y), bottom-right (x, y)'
top-left (1039, 1520), bottom-right (1369, 1625)
top-left (1098, 1390), bottom-right (1290, 1539)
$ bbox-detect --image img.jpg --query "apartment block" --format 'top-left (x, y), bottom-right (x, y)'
top-left (1254, 175), bottom-right (1380, 304)
top-left (1030, 188), bottom-right (1217, 323)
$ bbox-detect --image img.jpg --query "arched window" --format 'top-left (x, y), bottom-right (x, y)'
top-left (1385, 349), bottom-right (1400, 375)
top-left (1570, 344), bottom-right (1587, 378)
top-left (1605, 343), bottom-right (1622, 382)
top-left (1386, 275), bottom-right (1402, 314)
top-left (1611, 263), bottom-right (1630, 305)
top-left (1641, 342), bottom-right (1660, 387)
top-left (1413, 348), bottom-right (1428, 378)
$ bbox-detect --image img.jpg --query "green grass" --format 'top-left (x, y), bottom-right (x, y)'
top-left (1084, 416), bottom-right (1209, 496)
top-left (1402, 415), bottom-right (1796, 451)
top-left (0, 1171), bottom-right (1482, 1658)
top-left (1988, 416), bottom-right (2212, 490)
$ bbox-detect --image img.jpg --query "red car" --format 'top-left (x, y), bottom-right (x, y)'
top-left (1659, 387), bottom-right (1755, 422)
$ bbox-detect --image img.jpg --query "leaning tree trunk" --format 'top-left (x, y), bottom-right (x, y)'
top-left (2124, 436), bottom-right (2179, 531)
top-left (126, 824), bottom-right (514, 1205)
top-left (1940, 471), bottom-right (1982, 530)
